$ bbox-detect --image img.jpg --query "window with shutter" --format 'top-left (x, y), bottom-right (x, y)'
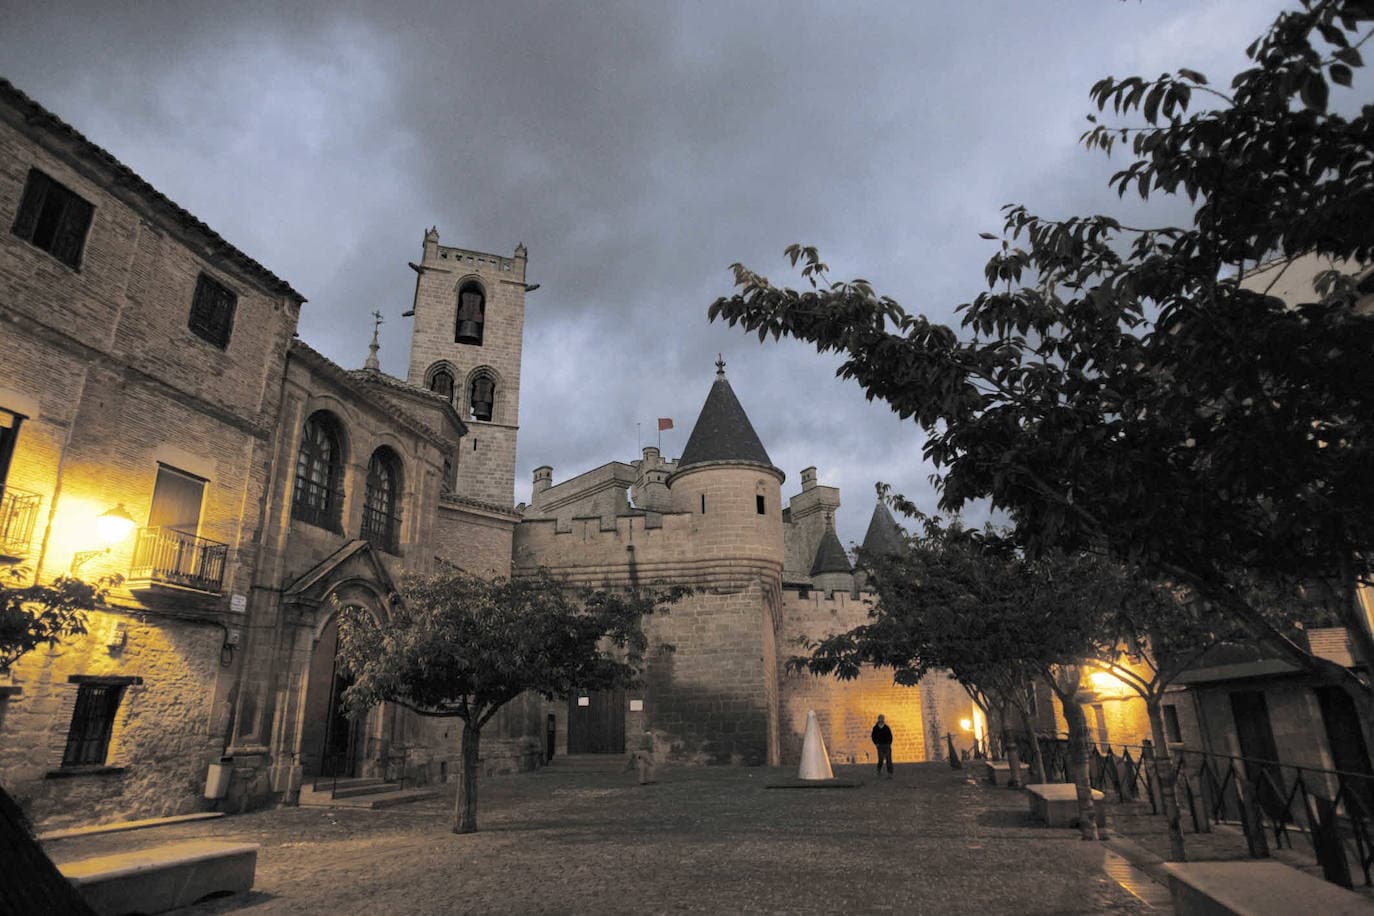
top-left (148, 465), bottom-right (206, 534)
top-left (11, 168), bottom-right (94, 269)
top-left (188, 273), bottom-right (237, 349)
top-left (62, 683), bottom-right (125, 767)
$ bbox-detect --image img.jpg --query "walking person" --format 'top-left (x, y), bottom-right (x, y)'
top-left (872, 714), bottom-right (894, 778)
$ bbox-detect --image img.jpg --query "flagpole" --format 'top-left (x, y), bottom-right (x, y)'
top-left (637, 421), bottom-right (642, 453)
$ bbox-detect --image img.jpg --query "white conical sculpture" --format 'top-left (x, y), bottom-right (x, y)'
top-left (798, 709), bottom-right (835, 780)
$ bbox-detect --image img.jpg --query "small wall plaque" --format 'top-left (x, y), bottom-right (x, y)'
top-left (629, 699), bottom-right (644, 712)
top-left (230, 594), bottom-right (247, 613)
top-left (577, 696), bottom-right (590, 707)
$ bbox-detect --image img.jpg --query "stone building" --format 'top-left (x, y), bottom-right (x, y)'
top-left (0, 77), bottom-right (536, 825)
top-left (0, 74), bottom-right (943, 832)
top-left (517, 362), bottom-right (930, 768)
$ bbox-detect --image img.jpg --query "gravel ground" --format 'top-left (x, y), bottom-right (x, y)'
top-left (44, 762), bottom-right (1163, 915)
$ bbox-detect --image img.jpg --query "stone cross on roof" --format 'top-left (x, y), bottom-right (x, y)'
top-left (364, 309), bottom-right (383, 371)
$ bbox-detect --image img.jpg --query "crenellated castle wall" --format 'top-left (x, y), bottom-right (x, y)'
top-left (778, 588), bottom-right (927, 766)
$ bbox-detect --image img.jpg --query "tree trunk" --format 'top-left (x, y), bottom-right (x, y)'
top-left (1017, 702), bottom-right (1048, 784)
top-left (1146, 699), bottom-right (1186, 861)
top-left (1061, 693), bottom-right (1100, 841)
top-left (454, 719), bottom-right (482, 834)
top-left (1001, 718), bottom-right (1023, 788)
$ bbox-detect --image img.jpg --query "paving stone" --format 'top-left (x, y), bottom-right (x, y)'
top-left (44, 763), bottom-right (1163, 914)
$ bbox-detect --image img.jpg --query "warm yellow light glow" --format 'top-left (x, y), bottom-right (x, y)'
top-left (96, 503), bottom-right (137, 545)
top-left (959, 718), bottom-right (973, 732)
top-left (1089, 671), bottom-right (1120, 690)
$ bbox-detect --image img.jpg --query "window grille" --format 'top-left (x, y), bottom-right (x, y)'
top-left (361, 449), bottom-right (400, 553)
top-left (188, 273), bottom-right (237, 349)
top-left (293, 414), bottom-right (343, 530)
top-left (11, 168), bottom-right (94, 269)
top-left (62, 683), bottom-right (124, 767)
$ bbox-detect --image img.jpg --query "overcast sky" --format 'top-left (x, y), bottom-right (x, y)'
top-left (2, 0), bottom-right (1315, 546)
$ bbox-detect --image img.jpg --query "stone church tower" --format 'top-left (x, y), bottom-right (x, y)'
top-left (405, 227), bottom-right (529, 505)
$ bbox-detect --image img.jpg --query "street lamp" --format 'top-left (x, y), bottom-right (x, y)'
top-left (71, 503), bottom-right (137, 574)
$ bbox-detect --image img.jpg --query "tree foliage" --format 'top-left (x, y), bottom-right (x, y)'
top-left (0, 571), bottom-right (113, 673)
top-left (335, 568), bottom-right (684, 832)
top-left (710, 1), bottom-right (1374, 689)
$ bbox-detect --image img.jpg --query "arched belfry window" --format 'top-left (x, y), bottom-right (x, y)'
top-left (455, 281), bottom-right (485, 345)
top-left (428, 366), bottom-right (455, 401)
top-left (469, 373), bottom-right (495, 422)
top-left (294, 412), bottom-right (345, 530)
top-left (362, 447), bottom-right (402, 553)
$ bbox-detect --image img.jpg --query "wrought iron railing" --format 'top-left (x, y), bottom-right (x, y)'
top-left (1010, 734), bottom-right (1374, 891)
top-left (0, 485), bottom-right (41, 559)
top-left (360, 506), bottom-right (399, 554)
top-left (128, 526), bottom-right (228, 593)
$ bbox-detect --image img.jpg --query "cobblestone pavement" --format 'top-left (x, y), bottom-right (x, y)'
top-left (44, 762), bottom-right (1167, 915)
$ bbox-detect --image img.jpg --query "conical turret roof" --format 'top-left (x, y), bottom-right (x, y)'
top-left (860, 500), bottom-right (906, 557)
top-left (810, 524), bottom-right (853, 576)
top-left (677, 360), bottom-right (773, 469)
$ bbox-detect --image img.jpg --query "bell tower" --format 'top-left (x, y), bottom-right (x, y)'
top-left (405, 227), bottom-right (529, 506)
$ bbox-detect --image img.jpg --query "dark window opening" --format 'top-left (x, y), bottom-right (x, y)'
top-left (700, 494), bottom-right (706, 514)
top-left (469, 374), bottom-right (495, 422)
top-left (1163, 704), bottom-right (1182, 743)
top-left (429, 367), bottom-right (455, 400)
top-left (188, 273), bottom-right (237, 348)
top-left (441, 456), bottom-right (455, 494)
top-left (361, 448), bottom-right (401, 553)
top-left (0, 408), bottom-right (23, 490)
top-left (11, 168), bottom-right (94, 269)
top-left (293, 413), bottom-right (344, 531)
top-left (756, 495), bottom-right (765, 515)
top-left (455, 282), bottom-right (485, 345)
top-left (472, 439), bottom-right (478, 451)
top-left (63, 683), bottom-right (125, 766)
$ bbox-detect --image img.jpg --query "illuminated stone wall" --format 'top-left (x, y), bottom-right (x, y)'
top-left (778, 589), bottom-right (927, 766)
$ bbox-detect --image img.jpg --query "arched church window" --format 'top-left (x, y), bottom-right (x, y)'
top-left (455, 281), bottom-right (485, 345)
top-left (294, 412), bottom-right (345, 531)
top-left (362, 447), bottom-right (402, 553)
top-left (470, 374), bottom-right (495, 422)
top-left (429, 367), bottom-right (454, 401)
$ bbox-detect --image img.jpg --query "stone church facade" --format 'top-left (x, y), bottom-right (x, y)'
top-left (0, 76), bottom-right (942, 830)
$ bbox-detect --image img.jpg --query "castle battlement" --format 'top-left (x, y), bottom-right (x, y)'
top-left (431, 243), bottom-right (521, 273)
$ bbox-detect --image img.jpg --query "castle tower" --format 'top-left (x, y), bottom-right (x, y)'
top-left (809, 517), bottom-right (854, 595)
top-left (657, 358), bottom-right (786, 764)
top-left (405, 227), bottom-right (529, 505)
top-left (855, 497), bottom-right (906, 590)
top-left (669, 359), bottom-right (785, 560)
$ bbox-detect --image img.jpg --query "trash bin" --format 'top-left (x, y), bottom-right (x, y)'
top-left (204, 756), bottom-right (234, 799)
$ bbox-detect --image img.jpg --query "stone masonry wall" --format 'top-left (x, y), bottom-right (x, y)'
top-left (0, 610), bottom-right (226, 829)
top-left (779, 589), bottom-right (925, 767)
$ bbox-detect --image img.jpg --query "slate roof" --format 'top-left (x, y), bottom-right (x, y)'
top-left (860, 500), bottom-right (906, 557)
top-left (810, 524), bottom-right (853, 576)
top-left (677, 368), bottom-right (773, 469)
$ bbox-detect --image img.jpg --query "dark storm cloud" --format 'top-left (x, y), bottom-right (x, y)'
top-left (1, 0), bottom-right (1309, 543)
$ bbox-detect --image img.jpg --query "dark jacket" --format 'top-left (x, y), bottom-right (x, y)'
top-left (871, 724), bottom-right (893, 746)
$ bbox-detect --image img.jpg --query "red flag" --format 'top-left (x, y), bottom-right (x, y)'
top-left (657, 418), bottom-right (673, 431)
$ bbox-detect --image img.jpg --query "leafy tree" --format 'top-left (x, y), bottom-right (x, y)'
top-left (0, 571), bottom-right (113, 674)
top-left (335, 569), bottom-right (683, 834)
top-left (711, 0), bottom-right (1374, 740)
top-left (796, 517), bottom-right (1121, 839)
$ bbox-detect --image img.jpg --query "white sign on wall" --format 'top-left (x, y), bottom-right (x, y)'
top-left (577, 696), bottom-right (590, 707)
top-left (629, 699), bottom-right (644, 712)
top-left (230, 594), bottom-right (247, 614)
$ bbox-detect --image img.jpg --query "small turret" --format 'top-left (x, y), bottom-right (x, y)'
top-left (809, 515), bottom-right (854, 595)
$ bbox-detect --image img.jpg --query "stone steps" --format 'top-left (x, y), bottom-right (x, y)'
top-left (545, 754), bottom-right (628, 773)
top-left (297, 780), bottom-right (441, 809)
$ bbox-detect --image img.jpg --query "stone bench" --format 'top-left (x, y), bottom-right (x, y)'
top-left (1024, 783), bottom-right (1105, 828)
top-left (57, 839), bottom-right (257, 915)
top-left (1164, 860), bottom-right (1371, 915)
top-left (980, 760), bottom-right (1013, 785)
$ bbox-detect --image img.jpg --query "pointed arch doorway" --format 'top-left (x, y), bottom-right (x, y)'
top-left (301, 612), bottom-right (367, 779)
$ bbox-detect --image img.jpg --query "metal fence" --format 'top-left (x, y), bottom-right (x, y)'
top-left (1005, 734), bottom-right (1373, 890)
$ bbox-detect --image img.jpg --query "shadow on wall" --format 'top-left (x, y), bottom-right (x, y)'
top-left (644, 655), bottom-right (769, 766)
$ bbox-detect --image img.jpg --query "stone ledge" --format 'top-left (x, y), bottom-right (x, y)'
top-left (44, 766), bottom-right (128, 780)
top-left (1164, 860), bottom-right (1370, 915)
top-left (39, 811), bottom-right (223, 842)
top-left (58, 839), bottom-right (257, 915)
